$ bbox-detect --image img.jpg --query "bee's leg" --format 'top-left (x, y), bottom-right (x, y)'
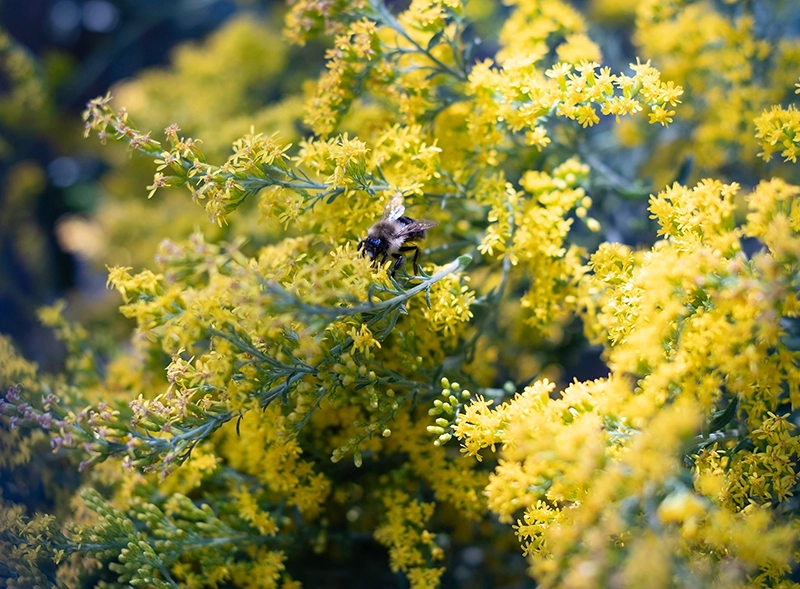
top-left (357, 240), bottom-right (364, 252)
top-left (390, 254), bottom-right (404, 278)
top-left (398, 245), bottom-right (420, 275)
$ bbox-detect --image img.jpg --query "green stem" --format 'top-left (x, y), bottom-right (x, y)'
top-left (370, 0), bottom-right (467, 82)
top-left (264, 255), bottom-right (472, 317)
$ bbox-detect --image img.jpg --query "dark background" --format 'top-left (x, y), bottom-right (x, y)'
top-left (1, 0), bottom-right (276, 367)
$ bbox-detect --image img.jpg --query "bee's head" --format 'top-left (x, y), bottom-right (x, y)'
top-left (358, 237), bottom-right (383, 260)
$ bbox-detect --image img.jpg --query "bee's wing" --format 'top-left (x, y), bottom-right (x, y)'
top-left (395, 219), bottom-right (440, 237)
top-left (382, 193), bottom-right (406, 221)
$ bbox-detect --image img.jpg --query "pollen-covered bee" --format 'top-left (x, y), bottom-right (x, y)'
top-left (358, 193), bottom-right (439, 277)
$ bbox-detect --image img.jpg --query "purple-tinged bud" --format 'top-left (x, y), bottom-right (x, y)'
top-left (38, 413), bottom-right (53, 429)
top-left (63, 433), bottom-right (74, 445)
top-left (10, 416), bottom-right (19, 429)
top-left (51, 436), bottom-right (62, 450)
top-left (5, 385), bottom-right (20, 402)
top-left (16, 402), bottom-right (30, 415)
top-left (78, 460), bottom-right (90, 472)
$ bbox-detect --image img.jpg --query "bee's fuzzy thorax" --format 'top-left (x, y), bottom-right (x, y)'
top-left (367, 220), bottom-right (405, 253)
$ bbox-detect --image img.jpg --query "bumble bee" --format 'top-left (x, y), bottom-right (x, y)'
top-left (358, 194), bottom-right (439, 277)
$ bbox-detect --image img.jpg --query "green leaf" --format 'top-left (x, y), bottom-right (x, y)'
top-left (427, 29), bottom-right (444, 51)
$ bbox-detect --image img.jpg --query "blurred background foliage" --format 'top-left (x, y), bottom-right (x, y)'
top-left (0, 0), bottom-right (307, 369)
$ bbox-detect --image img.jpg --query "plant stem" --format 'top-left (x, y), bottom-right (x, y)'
top-left (264, 255), bottom-right (472, 317)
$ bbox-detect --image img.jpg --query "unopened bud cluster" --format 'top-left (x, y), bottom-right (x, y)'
top-left (0, 384), bottom-right (106, 467)
top-left (330, 388), bottom-right (396, 466)
top-left (427, 378), bottom-right (471, 446)
top-left (0, 385), bottom-right (60, 432)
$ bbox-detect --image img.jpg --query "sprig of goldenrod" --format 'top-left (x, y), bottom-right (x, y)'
top-left (84, 96), bottom-right (392, 226)
top-left (294, 0), bottom-right (473, 135)
top-left (374, 490), bottom-right (445, 588)
top-left (5, 245), bottom-right (474, 476)
top-left (467, 58), bottom-right (683, 156)
top-left (5, 487), bottom-right (293, 589)
top-left (755, 104), bottom-right (800, 163)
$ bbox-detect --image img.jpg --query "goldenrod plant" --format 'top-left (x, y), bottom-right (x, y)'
top-left (2, 0), bottom-right (800, 587)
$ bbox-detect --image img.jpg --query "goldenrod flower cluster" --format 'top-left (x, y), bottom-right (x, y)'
top-left (1, 0), bottom-right (800, 587)
top-left (755, 104), bottom-right (800, 164)
top-left (453, 176), bottom-right (800, 586)
top-left (374, 491), bottom-right (444, 586)
top-left (630, 0), bottom-right (800, 181)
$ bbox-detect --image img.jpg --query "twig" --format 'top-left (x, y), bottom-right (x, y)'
top-left (263, 255), bottom-right (472, 318)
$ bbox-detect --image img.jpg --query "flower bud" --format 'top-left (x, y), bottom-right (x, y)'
top-left (5, 385), bottom-right (20, 402)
